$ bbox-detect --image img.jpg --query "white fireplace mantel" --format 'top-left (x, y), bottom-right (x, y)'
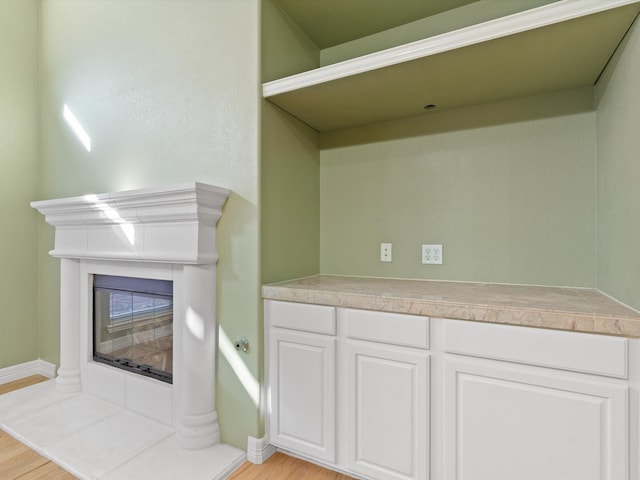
top-left (31, 182), bottom-right (230, 450)
top-left (31, 181), bottom-right (229, 264)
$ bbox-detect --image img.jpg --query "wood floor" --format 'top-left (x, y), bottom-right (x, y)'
top-left (0, 375), bottom-right (355, 480)
top-left (228, 452), bottom-right (356, 480)
top-left (0, 375), bottom-right (49, 396)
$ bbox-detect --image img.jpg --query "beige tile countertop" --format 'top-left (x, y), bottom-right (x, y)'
top-left (262, 275), bottom-right (640, 337)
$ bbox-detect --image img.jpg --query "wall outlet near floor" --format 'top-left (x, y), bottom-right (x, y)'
top-left (380, 243), bottom-right (392, 262)
top-left (422, 244), bottom-right (442, 264)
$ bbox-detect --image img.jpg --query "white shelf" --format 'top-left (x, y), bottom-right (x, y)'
top-left (263, 0), bottom-right (640, 132)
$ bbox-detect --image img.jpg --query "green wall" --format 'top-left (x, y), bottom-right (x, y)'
top-left (261, 0), bottom-right (320, 287)
top-left (38, 0), bottom-right (261, 449)
top-left (262, 0), bottom-right (319, 82)
top-left (596, 17), bottom-right (640, 311)
top-left (0, 0), bottom-right (40, 369)
top-left (321, 0), bottom-right (556, 66)
top-left (261, 102), bottom-right (320, 286)
top-left (320, 88), bottom-right (597, 287)
top-left (264, 0), bottom-right (640, 303)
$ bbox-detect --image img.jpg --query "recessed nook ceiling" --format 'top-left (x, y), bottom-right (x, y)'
top-left (264, 2), bottom-right (640, 132)
top-left (272, 0), bottom-right (478, 49)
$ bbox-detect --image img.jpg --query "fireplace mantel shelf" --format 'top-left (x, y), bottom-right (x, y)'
top-left (31, 182), bottom-right (229, 264)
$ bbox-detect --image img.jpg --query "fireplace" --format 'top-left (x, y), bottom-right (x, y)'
top-left (93, 274), bottom-right (174, 383)
top-left (31, 182), bottom-right (229, 450)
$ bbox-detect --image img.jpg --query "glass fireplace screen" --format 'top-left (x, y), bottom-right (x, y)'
top-left (93, 274), bottom-right (173, 383)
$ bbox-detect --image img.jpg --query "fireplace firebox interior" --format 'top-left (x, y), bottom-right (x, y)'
top-left (93, 274), bottom-right (173, 383)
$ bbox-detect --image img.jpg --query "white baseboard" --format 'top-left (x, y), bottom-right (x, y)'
top-left (0, 359), bottom-right (57, 385)
top-left (247, 436), bottom-right (276, 464)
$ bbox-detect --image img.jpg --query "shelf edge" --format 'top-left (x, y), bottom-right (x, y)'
top-left (263, 0), bottom-right (640, 98)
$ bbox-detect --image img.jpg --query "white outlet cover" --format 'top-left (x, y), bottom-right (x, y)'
top-left (422, 244), bottom-right (442, 265)
top-left (381, 243), bottom-right (392, 262)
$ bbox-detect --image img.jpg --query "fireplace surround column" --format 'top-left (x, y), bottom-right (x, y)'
top-left (177, 263), bottom-right (220, 449)
top-left (56, 258), bottom-right (82, 393)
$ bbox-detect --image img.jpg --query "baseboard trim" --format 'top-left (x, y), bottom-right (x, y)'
top-left (247, 436), bottom-right (276, 464)
top-left (0, 359), bottom-right (57, 385)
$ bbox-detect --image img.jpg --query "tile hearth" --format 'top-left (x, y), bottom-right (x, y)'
top-left (0, 379), bottom-right (245, 480)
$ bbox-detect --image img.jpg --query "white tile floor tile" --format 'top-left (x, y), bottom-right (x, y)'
top-left (0, 381), bottom-right (246, 480)
top-left (47, 410), bottom-right (174, 479)
top-left (101, 435), bottom-right (246, 480)
top-left (4, 393), bottom-right (123, 447)
top-left (0, 379), bottom-right (74, 422)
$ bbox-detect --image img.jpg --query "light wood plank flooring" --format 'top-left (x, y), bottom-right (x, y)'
top-left (229, 452), bottom-right (356, 480)
top-left (0, 375), bottom-right (49, 395)
top-left (1, 375), bottom-right (356, 480)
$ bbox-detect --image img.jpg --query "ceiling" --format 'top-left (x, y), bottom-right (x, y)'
top-left (272, 0), bottom-right (478, 49)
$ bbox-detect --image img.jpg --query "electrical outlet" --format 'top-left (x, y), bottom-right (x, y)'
top-left (422, 244), bottom-right (442, 265)
top-left (380, 243), bottom-right (392, 262)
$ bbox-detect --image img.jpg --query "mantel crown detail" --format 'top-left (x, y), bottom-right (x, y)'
top-left (31, 182), bottom-right (230, 264)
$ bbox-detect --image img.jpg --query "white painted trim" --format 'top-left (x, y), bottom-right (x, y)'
top-left (36, 359), bottom-right (57, 378)
top-left (31, 182), bottom-right (230, 264)
top-left (247, 436), bottom-right (277, 464)
top-left (0, 359), bottom-right (57, 385)
top-left (263, 0), bottom-right (640, 97)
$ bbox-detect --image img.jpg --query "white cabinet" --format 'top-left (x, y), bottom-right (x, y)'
top-left (346, 341), bottom-right (429, 480)
top-left (268, 328), bottom-right (336, 462)
top-left (266, 299), bottom-right (338, 463)
top-left (266, 300), bottom-right (430, 479)
top-left (343, 307), bottom-right (430, 480)
top-left (443, 358), bottom-right (628, 480)
top-left (265, 301), bottom-right (635, 480)
top-left (442, 319), bottom-right (630, 480)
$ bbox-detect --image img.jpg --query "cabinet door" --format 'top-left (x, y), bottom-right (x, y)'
top-left (346, 341), bottom-right (429, 480)
top-left (269, 328), bottom-right (336, 463)
top-left (444, 358), bottom-right (628, 480)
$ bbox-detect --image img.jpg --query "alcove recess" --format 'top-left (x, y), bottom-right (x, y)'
top-left (263, 1), bottom-right (640, 132)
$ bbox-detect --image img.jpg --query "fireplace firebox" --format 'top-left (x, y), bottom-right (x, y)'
top-left (93, 275), bottom-right (173, 383)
